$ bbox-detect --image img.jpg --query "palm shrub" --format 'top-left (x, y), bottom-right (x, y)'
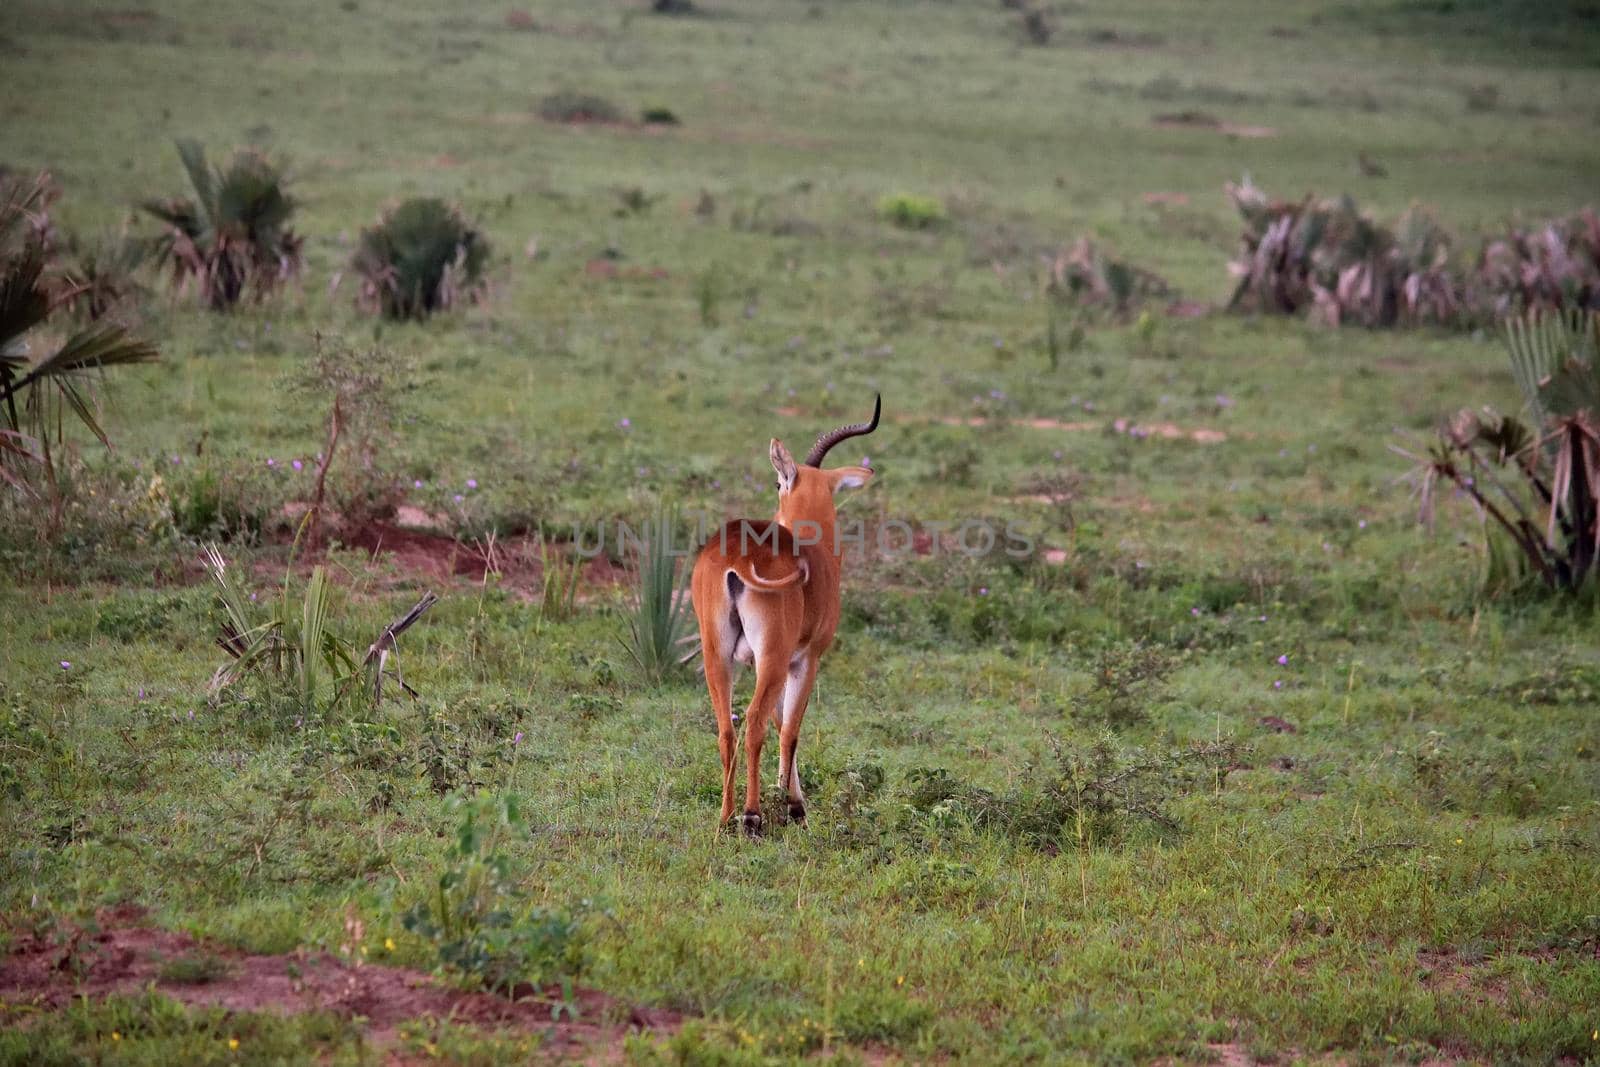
top-left (619, 504), bottom-right (694, 685)
top-left (1046, 238), bottom-right (1170, 319)
top-left (1476, 210), bottom-right (1600, 318)
top-left (1225, 176), bottom-right (1460, 327)
top-left (351, 198), bottom-right (489, 321)
top-left (1407, 310), bottom-right (1600, 594)
top-left (204, 542), bottom-right (438, 711)
top-left (141, 140), bottom-right (302, 310)
top-left (1, 173), bottom-right (159, 494)
top-left (61, 229), bottom-right (149, 321)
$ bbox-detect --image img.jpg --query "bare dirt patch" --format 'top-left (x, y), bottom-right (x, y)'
top-left (0, 906), bottom-right (678, 1057)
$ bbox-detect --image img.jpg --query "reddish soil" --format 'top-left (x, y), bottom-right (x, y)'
top-left (0, 906), bottom-right (679, 1059)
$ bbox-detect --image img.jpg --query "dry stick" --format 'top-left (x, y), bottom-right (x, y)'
top-left (308, 393), bottom-right (343, 550)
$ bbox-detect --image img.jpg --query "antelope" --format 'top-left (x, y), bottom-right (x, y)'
top-left (690, 396), bottom-right (880, 835)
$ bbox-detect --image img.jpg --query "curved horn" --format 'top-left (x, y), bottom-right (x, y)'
top-left (803, 393), bottom-right (881, 467)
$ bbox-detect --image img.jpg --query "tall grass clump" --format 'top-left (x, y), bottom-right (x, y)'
top-left (1405, 309), bottom-right (1600, 595)
top-left (351, 198), bottom-right (489, 321)
top-left (619, 505), bottom-right (694, 685)
top-left (141, 140), bottom-right (302, 310)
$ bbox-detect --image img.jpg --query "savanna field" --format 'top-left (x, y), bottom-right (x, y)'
top-left (2, 0), bottom-right (1600, 1063)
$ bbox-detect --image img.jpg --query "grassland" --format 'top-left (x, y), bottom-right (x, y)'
top-left (2, 0), bottom-right (1599, 1063)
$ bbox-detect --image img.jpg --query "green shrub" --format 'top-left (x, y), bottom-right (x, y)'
top-left (401, 794), bottom-right (587, 995)
top-left (351, 198), bottom-right (489, 321)
top-left (141, 139), bottom-right (302, 310)
top-left (877, 192), bottom-right (948, 231)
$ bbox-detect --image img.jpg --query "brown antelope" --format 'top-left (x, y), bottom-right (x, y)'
top-left (690, 397), bottom-right (880, 834)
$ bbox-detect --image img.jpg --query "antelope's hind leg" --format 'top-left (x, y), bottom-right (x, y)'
top-left (777, 654), bottom-right (819, 825)
top-left (695, 580), bottom-right (741, 827)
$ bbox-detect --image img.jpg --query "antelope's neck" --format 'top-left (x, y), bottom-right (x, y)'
top-left (775, 509), bottom-right (844, 562)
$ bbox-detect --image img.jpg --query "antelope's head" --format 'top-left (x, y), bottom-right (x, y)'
top-left (769, 395), bottom-right (879, 534)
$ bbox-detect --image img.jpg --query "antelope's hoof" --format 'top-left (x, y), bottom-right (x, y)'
top-left (740, 812), bottom-right (764, 837)
top-left (786, 801), bottom-right (807, 826)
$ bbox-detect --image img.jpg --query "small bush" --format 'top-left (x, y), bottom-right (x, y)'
top-left (1020, 8), bottom-right (1054, 45)
top-left (141, 139), bottom-right (302, 310)
top-left (402, 793), bottom-right (587, 995)
top-left (351, 199), bottom-right (489, 321)
top-left (901, 734), bottom-right (1242, 849)
top-left (640, 106), bottom-right (681, 125)
top-left (877, 192), bottom-right (948, 231)
top-left (537, 91), bottom-right (622, 124)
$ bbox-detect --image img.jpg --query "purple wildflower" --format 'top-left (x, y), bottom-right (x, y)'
top-left (1277, 654), bottom-right (1289, 666)
top-left (59, 660), bottom-right (70, 670)
top-left (1191, 607), bottom-right (1201, 617)
top-left (618, 417), bottom-right (631, 429)
top-left (466, 478), bottom-right (478, 490)
top-left (513, 731), bottom-right (524, 746)
top-left (414, 479), bottom-right (424, 489)
top-left (453, 494), bottom-right (464, 503)
top-left (292, 459), bottom-right (303, 471)
top-left (1273, 680), bottom-right (1283, 690)
top-left (266, 458), bottom-right (276, 467)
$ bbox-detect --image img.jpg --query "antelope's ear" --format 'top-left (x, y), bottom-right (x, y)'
top-left (770, 438), bottom-right (798, 492)
top-left (828, 465), bottom-right (874, 494)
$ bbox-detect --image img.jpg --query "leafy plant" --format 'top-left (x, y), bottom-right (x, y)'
top-left (140, 139), bottom-right (302, 310)
top-left (203, 542), bottom-right (438, 712)
top-left (619, 505), bottom-right (694, 685)
top-left (877, 192), bottom-right (948, 231)
top-left (351, 199), bottom-right (490, 321)
top-left (1, 173), bottom-right (159, 497)
top-left (402, 793), bottom-right (587, 995)
top-left (1405, 309), bottom-right (1600, 594)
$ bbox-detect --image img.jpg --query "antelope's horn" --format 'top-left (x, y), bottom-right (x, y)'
top-left (803, 393), bottom-right (881, 467)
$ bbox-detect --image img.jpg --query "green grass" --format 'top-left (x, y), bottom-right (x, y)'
top-left (3, 0), bottom-right (1600, 1063)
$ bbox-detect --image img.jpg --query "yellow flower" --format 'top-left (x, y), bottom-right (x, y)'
top-left (1455, 838), bottom-right (1464, 844)
top-left (111, 1031), bottom-right (121, 1041)
top-left (229, 1038), bottom-right (239, 1050)
top-left (896, 975), bottom-right (905, 986)
top-left (385, 937), bottom-right (396, 951)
